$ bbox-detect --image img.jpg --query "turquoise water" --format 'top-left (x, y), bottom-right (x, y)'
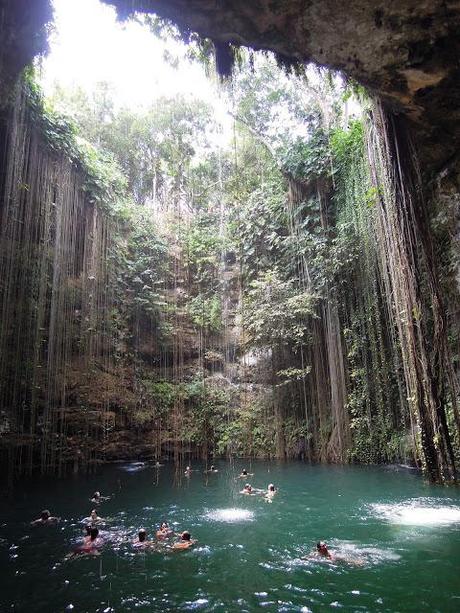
top-left (1, 462), bottom-right (460, 612)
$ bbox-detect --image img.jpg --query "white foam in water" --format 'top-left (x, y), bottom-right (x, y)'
top-left (371, 500), bottom-right (460, 526)
top-left (206, 508), bottom-right (254, 523)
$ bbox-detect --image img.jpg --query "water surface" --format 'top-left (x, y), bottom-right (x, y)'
top-left (1, 462), bottom-right (460, 612)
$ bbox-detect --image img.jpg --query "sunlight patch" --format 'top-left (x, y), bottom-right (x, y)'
top-left (371, 500), bottom-right (460, 526)
top-left (206, 508), bottom-right (254, 523)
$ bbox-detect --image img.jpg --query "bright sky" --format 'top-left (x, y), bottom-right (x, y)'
top-left (40, 0), bottom-right (224, 112)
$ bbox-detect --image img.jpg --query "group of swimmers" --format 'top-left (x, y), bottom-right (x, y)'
top-left (30, 466), bottom-right (346, 564)
top-left (237, 468), bottom-right (277, 501)
top-left (31, 488), bottom-right (196, 559)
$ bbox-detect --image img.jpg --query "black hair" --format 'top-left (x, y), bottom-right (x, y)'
top-left (139, 529), bottom-right (147, 542)
top-left (90, 527), bottom-right (99, 540)
top-left (182, 531), bottom-right (191, 541)
top-left (85, 524), bottom-right (92, 536)
top-left (41, 510), bottom-right (50, 520)
top-left (242, 469), bottom-right (247, 475)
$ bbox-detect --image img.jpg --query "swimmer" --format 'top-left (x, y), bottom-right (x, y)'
top-left (91, 491), bottom-right (109, 503)
top-left (66, 527), bottom-right (103, 559)
top-left (133, 528), bottom-right (153, 548)
top-left (185, 465), bottom-right (192, 476)
top-left (240, 483), bottom-right (253, 495)
top-left (304, 541), bottom-right (364, 566)
top-left (205, 464), bottom-right (218, 473)
top-left (264, 483), bottom-right (277, 501)
top-left (83, 509), bottom-right (103, 524)
top-left (156, 521), bottom-right (174, 539)
top-left (172, 531), bottom-right (196, 550)
top-left (154, 461), bottom-right (164, 468)
top-left (316, 541), bottom-right (332, 559)
top-left (31, 509), bottom-right (60, 526)
top-left (238, 468), bottom-right (254, 478)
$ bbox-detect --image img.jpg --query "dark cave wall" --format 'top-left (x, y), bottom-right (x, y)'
top-left (0, 0), bottom-right (52, 98)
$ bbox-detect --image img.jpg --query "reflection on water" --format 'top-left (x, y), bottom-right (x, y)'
top-left (370, 498), bottom-right (460, 525)
top-left (118, 462), bottom-right (148, 473)
top-left (205, 508), bottom-right (255, 523)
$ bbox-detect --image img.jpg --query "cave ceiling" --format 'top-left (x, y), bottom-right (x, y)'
top-left (1, 0), bottom-right (459, 174)
top-left (103, 0), bottom-right (460, 174)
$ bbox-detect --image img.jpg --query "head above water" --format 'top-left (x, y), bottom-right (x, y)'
top-left (160, 522), bottom-right (169, 530)
top-left (181, 531), bottom-right (191, 541)
top-left (138, 529), bottom-right (147, 542)
top-left (90, 527), bottom-right (99, 540)
top-left (41, 509), bottom-right (51, 521)
top-left (84, 524), bottom-right (92, 536)
top-left (90, 509), bottom-right (98, 519)
top-left (268, 484), bottom-right (275, 491)
top-left (317, 541), bottom-right (328, 553)
top-left (210, 465), bottom-right (215, 470)
top-left (93, 491), bottom-right (100, 498)
top-left (242, 469), bottom-right (247, 475)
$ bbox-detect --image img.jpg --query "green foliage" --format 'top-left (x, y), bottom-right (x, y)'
top-left (115, 208), bottom-right (169, 333)
top-left (243, 269), bottom-right (316, 348)
top-left (50, 81), bottom-right (215, 206)
top-left (330, 120), bottom-right (364, 174)
top-left (187, 294), bottom-right (222, 333)
top-left (184, 212), bottom-right (223, 286)
top-left (143, 381), bottom-right (176, 417)
top-left (281, 129), bottom-right (330, 180)
top-left (24, 71), bottom-right (126, 210)
top-left (276, 367), bottom-right (311, 386)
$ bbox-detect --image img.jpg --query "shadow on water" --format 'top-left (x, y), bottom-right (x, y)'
top-left (1, 461), bottom-right (460, 611)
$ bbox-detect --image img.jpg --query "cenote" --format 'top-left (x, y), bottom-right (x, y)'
top-left (2, 1), bottom-right (460, 610)
top-left (2, 462), bottom-right (460, 612)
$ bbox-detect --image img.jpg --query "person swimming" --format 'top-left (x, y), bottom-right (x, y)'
top-left (90, 491), bottom-right (109, 503)
top-left (265, 483), bottom-right (277, 501)
top-left (316, 541), bottom-right (332, 559)
top-left (240, 483), bottom-right (253, 494)
top-left (133, 528), bottom-right (153, 548)
top-left (31, 509), bottom-right (60, 526)
top-left (238, 468), bottom-right (254, 478)
top-left (83, 509), bottom-right (103, 524)
top-left (172, 531), bottom-right (196, 550)
top-left (304, 541), bottom-right (364, 566)
top-left (204, 464), bottom-right (218, 473)
top-left (67, 527), bottom-right (103, 559)
top-left (185, 465), bottom-right (192, 475)
top-left (156, 521), bottom-right (173, 539)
